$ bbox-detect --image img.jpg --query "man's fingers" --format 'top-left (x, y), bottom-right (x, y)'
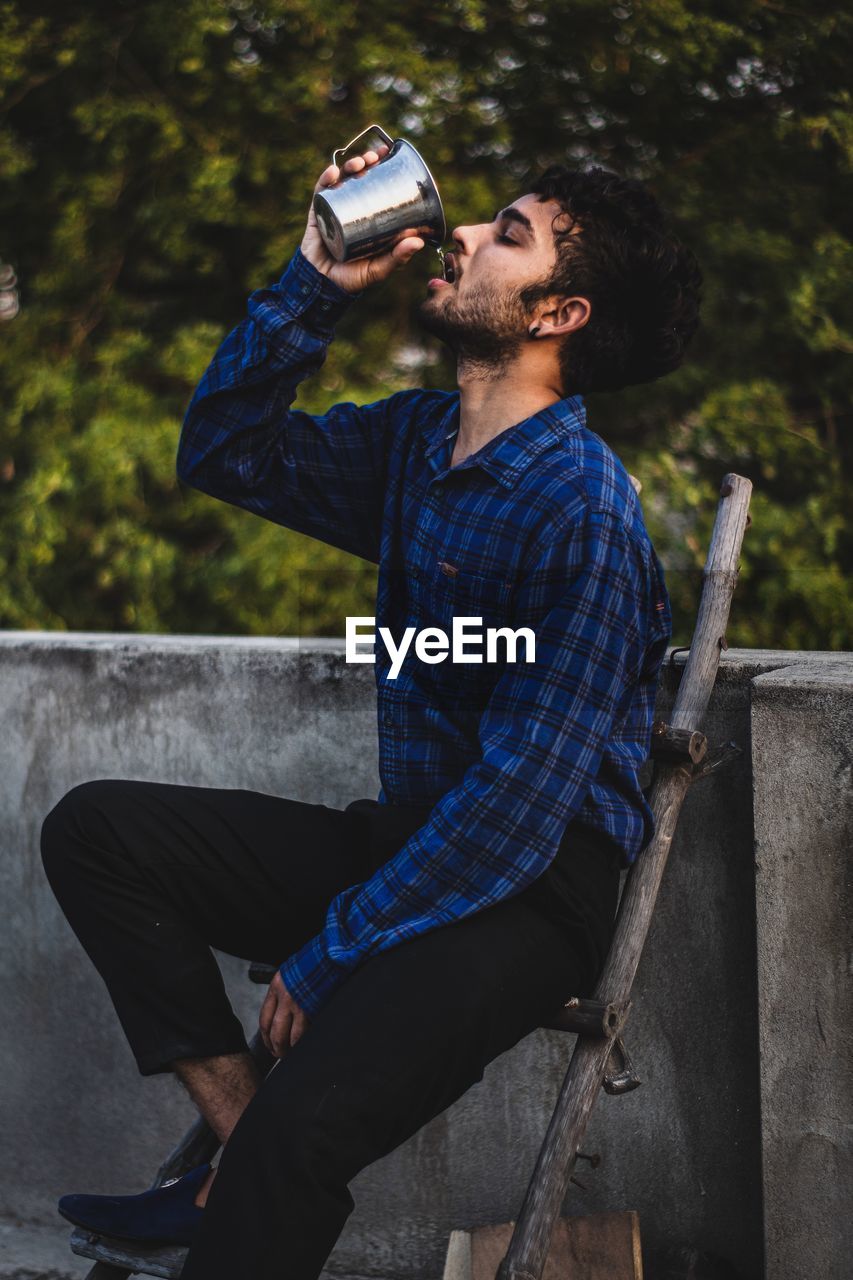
top-left (343, 146), bottom-right (389, 173)
top-left (258, 986), bottom-right (276, 1054)
top-left (392, 236), bottom-right (426, 262)
top-left (316, 163), bottom-right (340, 192)
top-left (365, 237), bottom-right (425, 285)
top-left (289, 1010), bottom-right (308, 1049)
top-left (270, 1002), bottom-right (294, 1058)
top-left (318, 144), bottom-right (389, 192)
top-left (343, 150), bottom-right (373, 173)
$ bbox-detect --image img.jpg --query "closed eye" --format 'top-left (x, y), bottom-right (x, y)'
top-left (497, 232), bottom-right (517, 245)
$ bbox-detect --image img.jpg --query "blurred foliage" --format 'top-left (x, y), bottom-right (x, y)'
top-left (0, 0), bottom-right (850, 647)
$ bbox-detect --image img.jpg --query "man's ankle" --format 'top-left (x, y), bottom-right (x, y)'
top-left (172, 1051), bottom-right (261, 1145)
top-left (193, 1164), bottom-right (218, 1209)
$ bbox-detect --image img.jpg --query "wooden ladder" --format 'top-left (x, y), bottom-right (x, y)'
top-left (481, 472), bottom-right (753, 1280)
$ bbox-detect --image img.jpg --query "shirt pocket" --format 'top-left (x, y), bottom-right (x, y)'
top-left (411, 564), bottom-right (517, 706)
top-left (411, 562), bottom-right (515, 627)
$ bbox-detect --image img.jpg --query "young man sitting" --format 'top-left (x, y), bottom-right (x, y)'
top-left (42, 142), bottom-right (700, 1280)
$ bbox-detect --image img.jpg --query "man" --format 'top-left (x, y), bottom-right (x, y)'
top-left (41, 142), bottom-right (700, 1280)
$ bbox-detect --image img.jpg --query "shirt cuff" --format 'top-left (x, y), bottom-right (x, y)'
top-left (278, 932), bottom-right (348, 1018)
top-left (265, 246), bottom-right (360, 337)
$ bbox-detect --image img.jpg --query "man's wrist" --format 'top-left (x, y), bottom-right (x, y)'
top-left (297, 244), bottom-right (365, 298)
top-left (278, 933), bottom-right (346, 1019)
top-left (251, 247), bottom-right (360, 339)
top-left (291, 246), bottom-right (363, 314)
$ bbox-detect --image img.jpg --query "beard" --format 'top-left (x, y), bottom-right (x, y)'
top-left (416, 280), bottom-right (531, 378)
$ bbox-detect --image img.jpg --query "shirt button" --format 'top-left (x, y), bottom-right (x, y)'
top-left (433, 482), bottom-right (444, 495)
top-left (383, 710), bottom-right (394, 725)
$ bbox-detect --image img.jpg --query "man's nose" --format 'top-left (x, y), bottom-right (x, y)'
top-left (450, 224), bottom-right (473, 252)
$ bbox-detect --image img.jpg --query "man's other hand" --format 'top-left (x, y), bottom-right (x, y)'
top-left (300, 143), bottom-right (425, 294)
top-left (259, 970), bottom-right (310, 1057)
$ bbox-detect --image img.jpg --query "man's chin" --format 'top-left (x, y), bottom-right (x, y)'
top-left (415, 296), bottom-right (458, 346)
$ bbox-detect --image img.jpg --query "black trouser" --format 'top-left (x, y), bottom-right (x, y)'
top-left (40, 779), bottom-right (621, 1280)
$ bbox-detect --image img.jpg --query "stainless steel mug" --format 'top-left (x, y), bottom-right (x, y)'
top-left (313, 123), bottom-right (446, 263)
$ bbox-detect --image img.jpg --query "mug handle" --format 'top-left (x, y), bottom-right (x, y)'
top-left (332, 123), bottom-right (395, 169)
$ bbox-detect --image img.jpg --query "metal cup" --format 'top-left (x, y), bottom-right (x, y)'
top-left (313, 124), bottom-right (446, 263)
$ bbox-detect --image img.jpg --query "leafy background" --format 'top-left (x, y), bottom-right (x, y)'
top-left (1, 0), bottom-right (850, 647)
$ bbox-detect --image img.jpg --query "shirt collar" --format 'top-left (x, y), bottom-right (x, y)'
top-left (421, 393), bottom-right (586, 490)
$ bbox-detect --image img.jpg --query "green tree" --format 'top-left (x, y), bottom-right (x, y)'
top-left (1, 0), bottom-right (850, 646)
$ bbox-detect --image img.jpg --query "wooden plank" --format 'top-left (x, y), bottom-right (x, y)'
top-left (70, 1226), bottom-right (188, 1279)
top-left (445, 1212), bottom-right (642, 1280)
top-left (549, 1212), bottom-right (643, 1279)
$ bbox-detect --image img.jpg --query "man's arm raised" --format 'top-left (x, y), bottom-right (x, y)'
top-left (176, 145), bottom-right (425, 564)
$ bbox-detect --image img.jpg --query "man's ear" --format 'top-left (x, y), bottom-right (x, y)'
top-left (530, 295), bottom-right (591, 339)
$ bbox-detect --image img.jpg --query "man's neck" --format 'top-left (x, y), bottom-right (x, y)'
top-left (452, 363), bottom-right (564, 467)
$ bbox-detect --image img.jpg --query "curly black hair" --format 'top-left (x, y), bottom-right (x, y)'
top-left (520, 165), bottom-right (702, 395)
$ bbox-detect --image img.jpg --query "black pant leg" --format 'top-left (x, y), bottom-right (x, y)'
top-left (39, 779), bottom-right (377, 1076)
top-left (180, 849), bottom-right (619, 1280)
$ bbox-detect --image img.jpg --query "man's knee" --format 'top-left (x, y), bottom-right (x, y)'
top-left (40, 779), bottom-right (134, 883)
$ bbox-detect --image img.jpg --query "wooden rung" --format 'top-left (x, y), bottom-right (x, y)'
top-left (539, 997), bottom-right (622, 1037)
top-left (70, 1227), bottom-right (188, 1279)
top-left (248, 961), bottom-right (277, 984)
top-left (649, 720), bottom-right (707, 764)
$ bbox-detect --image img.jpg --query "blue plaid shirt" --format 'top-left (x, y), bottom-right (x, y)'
top-left (178, 247), bottom-right (672, 1017)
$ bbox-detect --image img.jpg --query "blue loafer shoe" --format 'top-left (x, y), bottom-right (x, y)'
top-left (57, 1162), bottom-right (211, 1246)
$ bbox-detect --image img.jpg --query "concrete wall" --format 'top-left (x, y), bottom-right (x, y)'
top-left (751, 662), bottom-right (853, 1280)
top-left (0, 633), bottom-right (849, 1280)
